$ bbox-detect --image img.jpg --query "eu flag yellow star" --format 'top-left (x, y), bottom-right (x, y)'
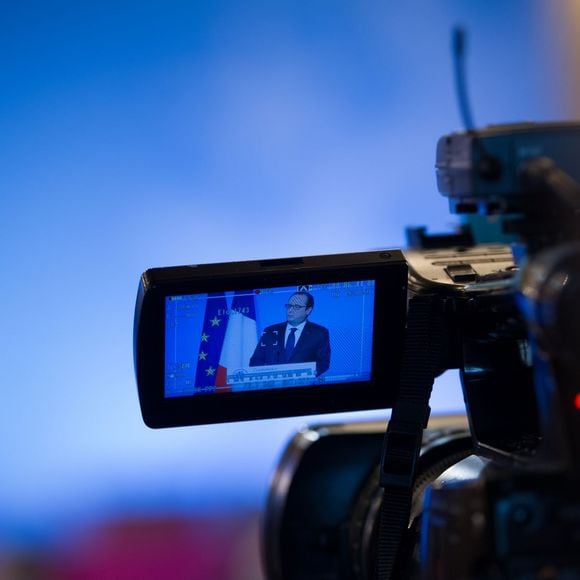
top-left (198, 351), bottom-right (208, 361)
top-left (201, 332), bottom-right (209, 342)
top-left (205, 366), bottom-right (216, 376)
top-left (210, 316), bottom-right (221, 327)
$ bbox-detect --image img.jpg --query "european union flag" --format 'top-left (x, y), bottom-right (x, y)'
top-left (193, 292), bottom-right (228, 392)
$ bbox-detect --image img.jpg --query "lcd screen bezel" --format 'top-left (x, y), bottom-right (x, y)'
top-left (135, 252), bottom-right (408, 428)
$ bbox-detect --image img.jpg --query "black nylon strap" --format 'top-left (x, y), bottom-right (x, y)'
top-left (376, 295), bottom-right (444, 580)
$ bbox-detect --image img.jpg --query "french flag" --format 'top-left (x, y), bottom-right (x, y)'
top-left (216, 291), bottom-right (258, 390)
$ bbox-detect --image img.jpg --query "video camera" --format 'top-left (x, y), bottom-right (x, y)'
top-left (134, 120), bottom-right (580, 579)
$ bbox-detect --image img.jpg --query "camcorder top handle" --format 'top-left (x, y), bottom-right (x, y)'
top-left (376, 295), bottom-right (448, 579)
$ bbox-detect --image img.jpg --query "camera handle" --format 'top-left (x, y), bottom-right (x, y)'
top-left (376, 295), bottom-right (446, 580)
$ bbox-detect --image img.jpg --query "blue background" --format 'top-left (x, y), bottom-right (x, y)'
top-left (0, 0), bottom-right (571, 559)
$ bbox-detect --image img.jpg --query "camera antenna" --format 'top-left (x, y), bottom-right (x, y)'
top-left (449, 26), bottom-right (507, 239)
top-left (452, 26), bottom-right (475, 131)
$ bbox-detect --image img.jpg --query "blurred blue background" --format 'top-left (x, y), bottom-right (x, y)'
top-left (0, 0), bottom-right (573, 575)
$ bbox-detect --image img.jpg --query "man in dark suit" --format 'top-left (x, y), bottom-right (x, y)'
top-left (249, 291), bottom-right (330, 376)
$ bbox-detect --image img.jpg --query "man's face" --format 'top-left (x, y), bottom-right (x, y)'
top-left (285, 293), bottom-right (312, 326)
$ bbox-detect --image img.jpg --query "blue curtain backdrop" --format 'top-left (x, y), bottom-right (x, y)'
top-left (0, 0), bottom-right (568, 554)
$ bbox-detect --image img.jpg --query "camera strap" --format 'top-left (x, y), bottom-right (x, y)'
top-left (376, 295), bottom-right (444, 580)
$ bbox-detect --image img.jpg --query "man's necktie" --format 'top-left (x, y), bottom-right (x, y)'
top-left (285, 328), bottom-right (297, 362)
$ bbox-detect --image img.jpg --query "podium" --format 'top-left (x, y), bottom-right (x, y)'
top-left (227, 362), bottom-right (317, 391)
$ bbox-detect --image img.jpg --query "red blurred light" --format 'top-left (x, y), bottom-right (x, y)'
top-left (575, 393), bottom-right (580, 410)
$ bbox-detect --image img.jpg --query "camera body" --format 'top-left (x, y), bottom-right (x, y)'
top-left (134, 121), bottom-right (580, 578)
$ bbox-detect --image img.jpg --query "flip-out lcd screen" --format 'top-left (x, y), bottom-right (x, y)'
top-left (135, 249), bottom-right (407, 427)
top-left (164, 280), bottom-right (375, 397)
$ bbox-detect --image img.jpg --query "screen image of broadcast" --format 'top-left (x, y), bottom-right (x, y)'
top-left (164, 280), bottom-right (375, 397)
